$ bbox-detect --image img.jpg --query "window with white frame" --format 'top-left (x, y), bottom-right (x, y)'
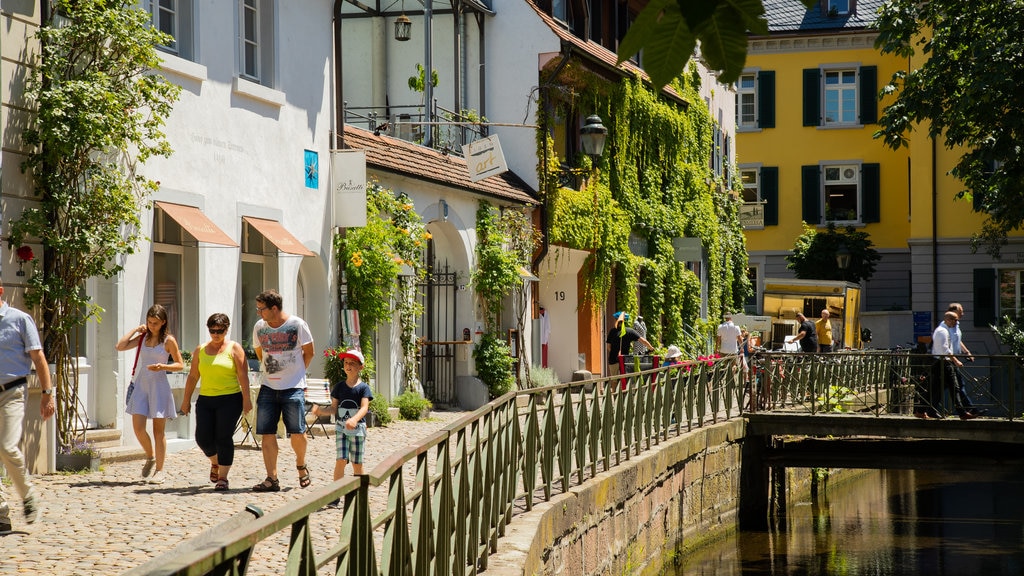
top-left (824, 70), bottom-right (857, 125)
top-left (828, 0), bottom-right (851, 15)
top-left (737, 73), bottom-right (756, 129)
top-left (148, 0), bottom-right (194, 61)
top-left (823, 164), bottom-right (859, 222)
top-left (741, 169), bottom-right (759, 203)
top-left (239, 0), bottom-right (274, 86)
top-left (999, 269), bottom-right (1024, 319)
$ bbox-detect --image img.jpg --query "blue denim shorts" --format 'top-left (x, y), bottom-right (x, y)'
top-left (255, 387), bottom-right (307, 435)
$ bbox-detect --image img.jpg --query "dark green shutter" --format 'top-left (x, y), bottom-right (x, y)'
top-left (761, 166), bottom-right (778, 226)
top-left (973, 268), bottom-right (997, 327)
top-left (803, 68), bottom-right (821, 127)
top-left (861, 163), bottom-right (880, 223)
top-left (858, 65), bottom-right (877, 125)
top-left (757, 70), bottom-right (775, 129)
top-left (802, 165), bottom-right (821, 224)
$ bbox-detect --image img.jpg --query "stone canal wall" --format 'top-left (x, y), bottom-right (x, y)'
top-left (488, 419), bottom-right (747, 576)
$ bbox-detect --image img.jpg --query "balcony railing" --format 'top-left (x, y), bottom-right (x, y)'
top-left (343, 100), bottom-right (488, 157)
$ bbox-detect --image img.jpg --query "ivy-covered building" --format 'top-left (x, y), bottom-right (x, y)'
top-left (739, 0), bottom-right (1022, 353)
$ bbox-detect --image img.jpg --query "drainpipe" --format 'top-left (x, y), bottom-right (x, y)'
top-left (334, 0), bottom-right (344, 148)
top-left (931, 134), bottom-right (938, 323)
top-left (476, 12), bottom-right (486, 126)
top-left (423, 0), bottom-right (434, 147)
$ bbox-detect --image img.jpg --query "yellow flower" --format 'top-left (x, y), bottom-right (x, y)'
top-left (424, 232), bottom-right (432, 240)
top-left (399, 228), bottom-right (409, 235)
top-left (402, 203), bottom-right (413, 211)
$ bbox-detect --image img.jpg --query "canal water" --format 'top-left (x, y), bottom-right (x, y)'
top-left (672, 467), bottom-right (1024, 575)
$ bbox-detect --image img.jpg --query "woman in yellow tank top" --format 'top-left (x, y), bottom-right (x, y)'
top-left (180, 313), bottom-right (252, 491)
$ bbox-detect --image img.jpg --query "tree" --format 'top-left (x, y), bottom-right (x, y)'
top-left (874, 1), bottom-right (1024, 257)
top-left (786, 223), bottom-right (880, 284)
top-left (617, 0), bottom-right (817, 87)
top-left (7, 0), bottom-right (180, 447)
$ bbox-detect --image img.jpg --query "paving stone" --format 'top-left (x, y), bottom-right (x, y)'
top-left (0, 409), bottom-right (466, 574)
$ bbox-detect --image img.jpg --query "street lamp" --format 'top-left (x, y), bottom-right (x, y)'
top-left (836, 243), bottom-right (851, 278)
top-left (580, 114), bottom-right (607, 158)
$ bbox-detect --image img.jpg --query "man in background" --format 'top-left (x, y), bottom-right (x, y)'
top-left (816, 309), bottom-right (834, 352)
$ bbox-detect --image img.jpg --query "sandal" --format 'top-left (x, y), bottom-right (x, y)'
top-left (297, 464), bottom-right (311, 488)
top-left (252, 476), bottom-right (280, 492)
top-left (214, 478), bottom-right (229, 491)
top-left (209, 465), bottom-right (219, 484)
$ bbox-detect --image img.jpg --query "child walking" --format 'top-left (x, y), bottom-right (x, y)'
top-left (312, 348), bottom-right (373, 493)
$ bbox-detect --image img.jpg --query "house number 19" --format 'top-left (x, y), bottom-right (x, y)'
top-left (554, 291), bottom-right (566, 301)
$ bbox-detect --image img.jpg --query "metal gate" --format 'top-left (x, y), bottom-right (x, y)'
top-left (416, 251), bottom-right (458, 406)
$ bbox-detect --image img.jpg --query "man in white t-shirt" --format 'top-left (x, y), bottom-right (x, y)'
top-left (251, 289), bottom-right (315, 492)
top-left (716, 313), bottom-right (742, 355)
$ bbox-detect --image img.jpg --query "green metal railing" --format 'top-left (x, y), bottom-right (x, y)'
top-left (748, 350), bottom-right (1021, 419)
top-left (125, 358), bottom-right (744, 576)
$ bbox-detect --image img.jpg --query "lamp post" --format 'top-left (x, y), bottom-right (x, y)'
top-left (836, 243), bottom-right (851, 281)
top-left (580, 114), bottom-right (607, 159)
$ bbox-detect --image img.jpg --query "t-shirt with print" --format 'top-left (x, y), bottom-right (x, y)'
top-left (331, 379), bottom-right (373, 437)
top-left (252, 315), bottom-right (313, 390)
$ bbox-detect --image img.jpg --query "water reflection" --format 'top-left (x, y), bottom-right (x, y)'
top-left (674, 468), bottom-right (1024, 575)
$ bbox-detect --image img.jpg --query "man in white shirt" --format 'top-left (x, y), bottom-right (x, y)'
top-left (931, 311), bottom-right (975, 420)
top-left (716, 313), bottom-right (742, 355)
top-left (251, 289), bottom-right (316, 492)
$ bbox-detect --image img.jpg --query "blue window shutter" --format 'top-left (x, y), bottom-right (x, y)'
top-left (803, 68), bottom-right (821, 127)
top-left (802, 165), bottom-right (821, 223)
top-left (861, 163), bottom-right (880, 223)
top-left (859, 66), bottom-right (877, 124)
top-left (757, 71), bottom-right (775, 129)
top-left (973, 268), bottom-right (997, 327)
top-left (761, 167), bottom-right (778, 226)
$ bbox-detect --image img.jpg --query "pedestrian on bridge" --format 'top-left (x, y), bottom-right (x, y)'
top-left (931, 311), bottom-right (977, 420)
top-left (948, 303), bottom-right (982, 418)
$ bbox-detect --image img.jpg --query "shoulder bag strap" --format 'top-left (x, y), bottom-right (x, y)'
top-left (130, 334), bottom-right (145, 378)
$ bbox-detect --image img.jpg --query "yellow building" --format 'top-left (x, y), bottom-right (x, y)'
top-left (738, 0), bottom-right (1015, 353)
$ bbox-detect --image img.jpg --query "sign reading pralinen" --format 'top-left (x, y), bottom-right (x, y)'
top-left (462, 135), bottom-right (508, 182)
top-left (331, 150), bottom-right (367, 228)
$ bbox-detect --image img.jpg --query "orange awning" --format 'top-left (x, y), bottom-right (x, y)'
top-left (155, 202), bottom-right (238, 247)
top-left (242, 216), bottom-right (315, 256)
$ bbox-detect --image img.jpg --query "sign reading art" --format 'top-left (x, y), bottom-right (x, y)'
top-left (331, 150), bottom-right (367, 228)
top-left (462, 135), bottom-right (508, 182)
top-left (739, 202), bottom-right (765, 228)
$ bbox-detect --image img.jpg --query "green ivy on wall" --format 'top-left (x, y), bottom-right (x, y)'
top-left (335, 182), bottom-right (428, 388)
top-left (538, 64), bottom-right (750, 348)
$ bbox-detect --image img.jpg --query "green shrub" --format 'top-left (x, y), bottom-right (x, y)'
top-left (392, 390), bottom-right (433, 420)
top-left (527, 365), bottom-right (559, 389)
top-left (369, 395), bottom-right (392, 426)
top-left (473, 333), bottom-right (515, 397)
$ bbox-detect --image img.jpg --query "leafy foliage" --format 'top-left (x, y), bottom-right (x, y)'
top-left (392, 390), bottom-right (433, 420)
top-left (540, 70), bottom-right (749, 349)
top-left (8, 0), bottom-right (180, 447)
top-left (617, 0), bottom-right (817, 87)
top-left (470, 201), bottom-right (537, 332)
top-left (992, 316), bottom-right (1024, 358)
top-left (874, 1), bottom-right (1024, 256)
top-left (369, 395), bottom-right (393, 426)
top-left (786, 223), bottom-right (881, 284)
top-left (336, 183), bottom-right (427, 386)
top-left (473, 333), bottom-right (515, 398)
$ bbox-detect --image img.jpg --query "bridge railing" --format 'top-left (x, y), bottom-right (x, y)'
top-left (124, 357), bottom-right (745, 576)
top-left (749, 350), bottom-right (1021, 419)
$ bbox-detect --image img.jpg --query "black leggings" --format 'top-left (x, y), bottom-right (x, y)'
top-left (195, 392), bottom-right (243, 466)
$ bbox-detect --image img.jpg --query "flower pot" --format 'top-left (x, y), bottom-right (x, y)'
top-left (56, 453), bottom-right (100, 472)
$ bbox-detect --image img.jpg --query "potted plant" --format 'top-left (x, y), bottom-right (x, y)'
top-left (56, 438), bottom-right (100, 472)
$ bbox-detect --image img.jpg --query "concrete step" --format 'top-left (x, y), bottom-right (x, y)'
top-left (84, 428), bottom-right (122, 450)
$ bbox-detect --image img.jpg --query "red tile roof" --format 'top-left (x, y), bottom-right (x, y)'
top-left (526, 1), bottom-right (688, 105)
top-left (341, 124), bottom-right (538, 205)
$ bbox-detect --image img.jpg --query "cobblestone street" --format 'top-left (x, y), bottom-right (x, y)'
top-left (1, 410), bottom-right (467, 575)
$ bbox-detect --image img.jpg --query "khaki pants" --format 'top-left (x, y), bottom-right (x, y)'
top-left (0, 385), bottom-right (33, 525)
